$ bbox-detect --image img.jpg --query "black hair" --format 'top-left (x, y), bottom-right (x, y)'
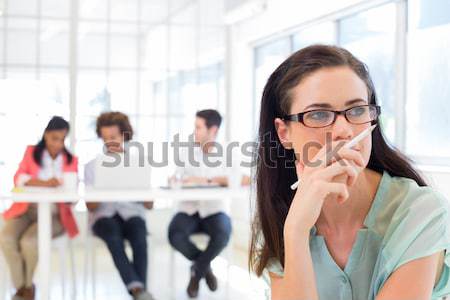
top-left (33, 116), bottom-right (73, 166)
top-left (196, 109), bottom-right (222, 129)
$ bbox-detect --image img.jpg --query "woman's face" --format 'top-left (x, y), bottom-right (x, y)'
top-left (276, 66), bottom-right (372, 171)
top-left (44, 129), bottom-right (68, 157)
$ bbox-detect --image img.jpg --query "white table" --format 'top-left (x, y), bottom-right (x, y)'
top-left (1, 186), bottom-right (249, 300)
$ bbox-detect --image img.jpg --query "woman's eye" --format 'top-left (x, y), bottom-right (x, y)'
top-left (349, 107), bottom-right (366, 116)
top-left (307, 111), bottom-right (331, 120)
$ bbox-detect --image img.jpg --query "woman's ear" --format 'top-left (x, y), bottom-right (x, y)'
top-left (274, 118), bottom-right (293, 150)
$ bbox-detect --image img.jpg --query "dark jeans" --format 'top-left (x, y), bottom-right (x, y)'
top-left (93, 214), bottom-right (148, 290)
top-left (168, 212), bottom-right (232, 278)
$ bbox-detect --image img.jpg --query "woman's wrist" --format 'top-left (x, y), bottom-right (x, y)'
top-left (284, 225), bottom-right (310, 244)
top-left (284, 219), bottom-right (311, 240)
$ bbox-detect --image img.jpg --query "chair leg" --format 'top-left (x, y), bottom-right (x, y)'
top-left (83, 233), bottom-right (95, 300)
top-left (68, 239), bottom-right (76, 300)
top-left (0, 254), bottom-right (10, 300)
top-left (147, 234), bottom-right (152, 291)
top-left (225, 238), bottom-right (234, 296)
top-left (0, 273), bottom-right (3, 300)
top-left (169, 247), bottom-right (176, 300)
top-left (91, 238), bottom-right (96, 300)
top-left (59, 241), bottom-right (66, 300)
top-left (0, 263), bottom-right (3, 300)
top-left (83, 240), bottom-right (87, 299)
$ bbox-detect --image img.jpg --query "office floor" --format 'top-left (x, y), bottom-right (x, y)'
top-left (2, 242), bottom-right (267, 300)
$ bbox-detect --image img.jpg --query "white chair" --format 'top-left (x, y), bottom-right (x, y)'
top-left (83, 223), bottom-right (153, 299)
top-left (0, 218), bottom-right (12, 300)
top-left (50, 234), bottom-right (77, 300)
top-left (83, 231), bottom-right (100, 300)
top-left (0, 254), bottom-right (10, 300)
top-left (0, 198), bottom-right (11, 300)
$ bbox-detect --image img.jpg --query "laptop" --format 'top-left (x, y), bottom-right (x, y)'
top-left (93, 153), bottom-right (151, 189)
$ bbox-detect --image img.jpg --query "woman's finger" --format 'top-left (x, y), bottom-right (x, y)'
top-left (308, 141), bottom-right (361, 169)
top-left (295, 160), bottom-right (304, 180)
top-left (329, 148), bottom-right (365, 168)
top-left (304, 143), bottom-right (364, 181)
top-left (314, 160), bottom-right (357, 184)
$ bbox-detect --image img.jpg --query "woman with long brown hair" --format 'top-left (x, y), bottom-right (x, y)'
top-left (250, 45), bottom-right (450, 299)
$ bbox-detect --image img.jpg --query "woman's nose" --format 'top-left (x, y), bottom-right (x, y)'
top-left (331, 114), bottom-right (354, 142)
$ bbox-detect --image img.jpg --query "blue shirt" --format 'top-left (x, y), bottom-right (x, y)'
top-left (266, 171), bottom-right (450, 300)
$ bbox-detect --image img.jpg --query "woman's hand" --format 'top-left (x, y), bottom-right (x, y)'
top-left (284, 141), bottom-right (364, 238)
top-left (45, 177), bottom-right (62, 187)
top-left (143, 201), bottom-right (154, 210)
top-left (183, 176), bottom-right (209, 185)
top-left (25, 177), bottom-right (62, 187)
top-left (86, 202), bottom-right (100, 211)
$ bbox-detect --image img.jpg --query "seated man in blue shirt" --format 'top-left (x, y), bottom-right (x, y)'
top-left (84, 111), bottom-right (154, 300)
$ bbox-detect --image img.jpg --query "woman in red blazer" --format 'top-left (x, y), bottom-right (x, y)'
top-left (0, 116), bottom-right (79, 300)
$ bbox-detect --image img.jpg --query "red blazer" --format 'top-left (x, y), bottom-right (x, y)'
top-left (3, 145), bottom-right (79, 238)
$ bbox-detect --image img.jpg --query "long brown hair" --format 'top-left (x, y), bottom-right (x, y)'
top-left (249, 44), bottom-right (426, 276)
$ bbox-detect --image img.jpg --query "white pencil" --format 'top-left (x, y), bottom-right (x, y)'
top-left (290, 124), bottom-right (377, 190)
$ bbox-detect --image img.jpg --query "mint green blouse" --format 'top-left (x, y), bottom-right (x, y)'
top-left (265, 171), bottom-right (450, 300)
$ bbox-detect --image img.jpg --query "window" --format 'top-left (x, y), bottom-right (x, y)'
top-left (40, 21), bottom-right (70, 66)
top-left (75, 2), bottom-right (144, 167)
top-left (254, 37), bottom-right (291, 128)
top-left (406, 0), bottom-right (450, 162)
top-left (292, 22), bottom-right (336, 51)
top-left (0, 78), bottom-right (69, 193)
top-left (338, 3), bottom-right (397, 144)
top-left (0, 6), bottom-right (71, 192)
top-left (6, 18), bottom-right (38, 65)
top-left (155, 62), bottom-right (225, 142)
top-left (253, 24), bottom-right (336, 136)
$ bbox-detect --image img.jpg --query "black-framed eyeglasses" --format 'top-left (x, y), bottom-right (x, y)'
top-left (282, 105), bottom-right (381, 128)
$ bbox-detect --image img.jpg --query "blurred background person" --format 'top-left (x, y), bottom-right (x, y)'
top-left (168, 109), bottom-right (232, 298)
top-left (84, 111), bottom-right (155, 300)
top-left (0, 116), bottom-right (79, 300)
